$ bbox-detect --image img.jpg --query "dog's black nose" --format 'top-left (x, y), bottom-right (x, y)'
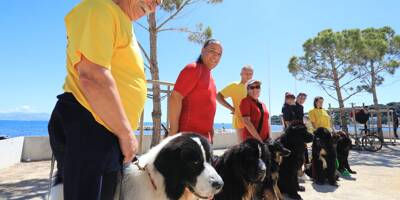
top-left (212, 180), bottom-right (224, 190)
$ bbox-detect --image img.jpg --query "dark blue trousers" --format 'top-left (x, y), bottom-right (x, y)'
top-left (48, 93), bottom-right (122, 200)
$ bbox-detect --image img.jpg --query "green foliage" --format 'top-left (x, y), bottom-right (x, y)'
top-left (357, 27), bottom-right (400, 90)
top-left (288, 28), bottom-right (364, 101)
top-left (289, 26), bottom-right (400, 100)
top-left (157, 0), bottom-right (222, 45)
top-left (188, 23), bottom-right (213, 44)
top-left (160, 0), bottom-right (184, 12)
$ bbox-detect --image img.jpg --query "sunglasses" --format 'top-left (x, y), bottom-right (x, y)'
top-left (249, 85), bottom-right (260, 90)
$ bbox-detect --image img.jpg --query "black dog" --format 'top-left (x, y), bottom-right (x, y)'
top-left (213, 139), bottom-right (271, 200)
top-left (308, 128), bottom-right (338, 186)
top-left (278, 122), bottom-right (313, 200)
top-left (255, 141), bottom-right (291, 200)
top-left (333, 131), bottom-right (356, 175)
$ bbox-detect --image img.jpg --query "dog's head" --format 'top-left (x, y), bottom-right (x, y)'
top-left (226, 139), bottom-right (270, 183)
top-left (313, 127), bottom-right (333, 149)
top-left (152, 133), bottom-right (223, 199)
top-left (333, 130), bottom-right (352, 151)
top-left (268, 140), bottom-right (291, 163)
top-left (281, 122), bottom-right (314, 147)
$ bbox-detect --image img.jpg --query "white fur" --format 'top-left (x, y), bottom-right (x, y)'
top-left (192, 162), bottom-right (223, 198)
top-left (191, 137), bottom-right (206, 162)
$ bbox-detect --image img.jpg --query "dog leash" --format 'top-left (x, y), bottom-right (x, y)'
top-left (161, 124), bottom-right (169, 138)
top-left (47, 153), bottom-right (56, 200)
top-left (133, 161), bottom-right (158, 191)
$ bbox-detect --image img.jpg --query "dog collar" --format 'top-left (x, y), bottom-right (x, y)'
top-left (188, 186), bottom-right (211, 199)
top-left (133, 161), bottom-right (158, 191)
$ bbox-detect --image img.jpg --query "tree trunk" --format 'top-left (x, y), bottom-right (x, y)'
top-left (149, 13), bottom-right (162, 147)
top-left (370, 61), bottom-right (383, 138)
top-left (331, 62), bottom-right (349, 133)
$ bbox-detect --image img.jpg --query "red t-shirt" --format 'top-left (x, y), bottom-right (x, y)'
top-left (173, 62), bottom-right (217, 141)
top-left (240, 96), bottom-right (270, 141)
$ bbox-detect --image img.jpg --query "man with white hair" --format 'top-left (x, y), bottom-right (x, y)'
top-left (217, 65), bottom-right (254, 143)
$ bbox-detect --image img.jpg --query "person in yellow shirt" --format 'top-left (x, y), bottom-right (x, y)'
top-left (217, 65), bottom-right (253, 143)
top-left (48, 0), bottom-right (162, 199)
top-left (308, 96), bottom-right (333, 132)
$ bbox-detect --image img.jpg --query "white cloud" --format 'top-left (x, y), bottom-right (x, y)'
top-left (0, 105), bottom-right (37, 113)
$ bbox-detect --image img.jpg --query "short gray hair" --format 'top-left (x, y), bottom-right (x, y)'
top-left (241, 65), bottom-right (253, 72)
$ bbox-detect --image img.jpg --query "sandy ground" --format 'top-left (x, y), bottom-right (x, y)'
top-left (1, 143), bottom-right (399, 200)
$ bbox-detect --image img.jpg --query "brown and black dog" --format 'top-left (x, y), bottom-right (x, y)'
top-left (255, 140), bottom-right (291, 200)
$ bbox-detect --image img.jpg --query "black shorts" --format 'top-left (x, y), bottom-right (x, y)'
top-left (48, 93), bottom-right (122, 199)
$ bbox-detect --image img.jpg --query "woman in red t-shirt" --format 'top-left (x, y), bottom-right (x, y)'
top-left (168, 39), bottom-right (223, 142)
top-left (240, 80), bottom-right (270, 142)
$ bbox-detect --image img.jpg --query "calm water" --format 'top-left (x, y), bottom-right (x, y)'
top-left (0, 120), bottom-right (286, 138)
top-left (1, 120), bottom-right (392, 138)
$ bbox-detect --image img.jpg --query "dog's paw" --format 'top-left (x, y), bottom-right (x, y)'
top-left (297, 185), bottom-right (305, 192)
top-left (349, 170), bottom-right (357, 174)
top-left (329, 181), bottom-right (339, 187)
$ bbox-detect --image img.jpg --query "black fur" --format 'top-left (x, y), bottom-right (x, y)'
top-left (334, 131), bottom-right (356, 174)
top-left (310, 128), bottom-right (338, 186)
top-left (255, 141), bottom-right (291, 200)
top-left (213, 139), bottom-right (271, 200)
top-left (153, 133), bottom-right (212, 200)
top-left (278, 122), bottom-right (313, 200)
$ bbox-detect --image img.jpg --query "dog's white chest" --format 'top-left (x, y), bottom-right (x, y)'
top-left (119, 165), bottom-right (168, 200)
top-left (319, 149), bottom-right (328, 169)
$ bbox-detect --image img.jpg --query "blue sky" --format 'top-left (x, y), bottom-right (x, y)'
top-left (0, 0), bottom-right (399, 123)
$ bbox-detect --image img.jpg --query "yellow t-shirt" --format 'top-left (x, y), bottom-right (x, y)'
top-left (220, 82), bottom-right (247, 129)
top-left (63, 0), bottom-right (147, 132)
top-left (308, 108), bottom-right (332, 131)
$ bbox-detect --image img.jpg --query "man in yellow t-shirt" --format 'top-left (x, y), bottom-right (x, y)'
top-left (48, 0), bottom-right (162, 199)
top-left (217, 65), bottom-right (254, 143)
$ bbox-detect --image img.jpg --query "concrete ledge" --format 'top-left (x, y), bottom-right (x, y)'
top-left (21, 136), bottom-right (52, 162)
top-left (0, 137), bottom-right (24, 169)
top-left (0, 130), bottom-right (395, 170)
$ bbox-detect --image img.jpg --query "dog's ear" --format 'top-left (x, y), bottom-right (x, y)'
top-left (279, 133), bottom-right (288, 145)
top-left (154, 146), bottom-right (181, 176)
top-left (304, 131), bottom-right (314, 143)
top-left (154, 146), bottom-right (186, 200)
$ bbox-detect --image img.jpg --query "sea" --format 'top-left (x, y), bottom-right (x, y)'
top-left (0, 120), bottom-right (286, 138)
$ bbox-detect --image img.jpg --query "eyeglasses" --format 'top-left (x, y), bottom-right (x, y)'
top-left (249, 85), bottom-right (260, 90)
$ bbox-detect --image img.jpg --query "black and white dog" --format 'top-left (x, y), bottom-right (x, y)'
top-left (50, 133), bottom-right (223, 200)
top-left (213, 139), bottom-right (270, 200)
